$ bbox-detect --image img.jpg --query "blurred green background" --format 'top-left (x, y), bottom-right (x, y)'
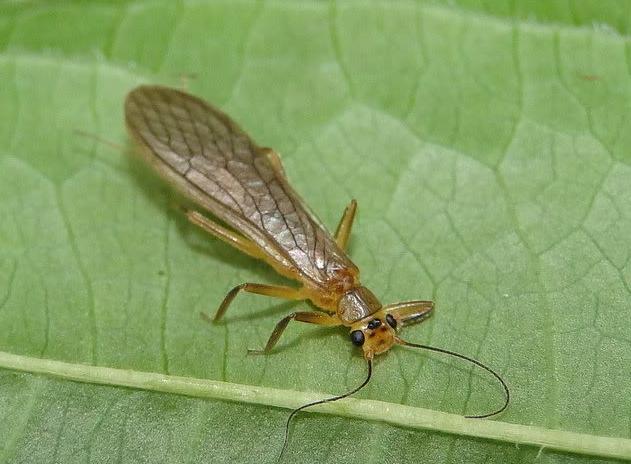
top-left (1, 1), bottom-right (631, 463)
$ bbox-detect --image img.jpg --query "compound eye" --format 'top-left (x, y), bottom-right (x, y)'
top-left (386, 314), bottom-right (397, 329)
top-left (350, 330), bottom-right (365, 346)
top-left (367, 319), bottom-right (381, 330)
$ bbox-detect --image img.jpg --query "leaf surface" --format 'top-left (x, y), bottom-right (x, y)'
top-left (1, 1), bottom-right (631, 463)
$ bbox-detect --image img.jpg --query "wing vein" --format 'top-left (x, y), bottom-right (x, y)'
top-left (124, 85), bottom-right (359, 288)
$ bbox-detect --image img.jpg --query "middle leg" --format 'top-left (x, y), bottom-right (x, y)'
top-left (210, 283), bottom-right (306, 322)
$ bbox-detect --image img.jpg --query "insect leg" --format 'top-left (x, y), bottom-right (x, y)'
top-left (383, 300), bottom-right (434, 327)
top-left (213, 283), bottom-right (305, 322)
top-left (248, 311), bottom-right (340, 355)
top-left (260, 147), bottom-right (287, 177)
top-left (334, 199), bottom-right (357, 250)
top-left (74, 130), bottom-right (126, 152)
top-left (186, 210), bottom-right (267, 260)
top-left (177, 73), bottom-right (197, 91)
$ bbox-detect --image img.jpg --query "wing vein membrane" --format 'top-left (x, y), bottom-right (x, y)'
top-left (124, 85), bottom-right (358, 288)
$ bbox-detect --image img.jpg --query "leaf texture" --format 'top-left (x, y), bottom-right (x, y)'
top-left (1, 1), bottom-right (631, 463)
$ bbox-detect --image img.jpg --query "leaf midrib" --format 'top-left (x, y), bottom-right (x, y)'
top-left (1, 350), bottom-right (629, 460)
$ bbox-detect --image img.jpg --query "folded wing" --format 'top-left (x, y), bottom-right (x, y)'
top-left (124, 85), bottom-right (358, 287)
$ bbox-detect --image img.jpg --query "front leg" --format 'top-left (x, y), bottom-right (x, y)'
top-left (383, 300), bottom-right (434, 327)
top-left (248, 311), bottom-right (341, 354)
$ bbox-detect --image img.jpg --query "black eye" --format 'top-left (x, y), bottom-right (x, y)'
top-left (350, 330), bottom-right (365, 346)
top-left (386, 314), bottom-right (397, 329)
top-left (367, 319), bottom-right (381, 330)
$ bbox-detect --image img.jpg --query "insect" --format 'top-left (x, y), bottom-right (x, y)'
top-left (124, 85), bottom-right (509, 460)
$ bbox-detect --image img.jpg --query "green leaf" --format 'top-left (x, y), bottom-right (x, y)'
top-left (1, 1), bottom-right (631, 463)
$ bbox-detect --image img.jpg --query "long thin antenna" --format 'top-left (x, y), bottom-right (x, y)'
top-left (396, 338), bottom-right (509, 419)
top-left (74, 129), bottom-right (126, 152)
top-left (277, 358), bottom-right (373, 462)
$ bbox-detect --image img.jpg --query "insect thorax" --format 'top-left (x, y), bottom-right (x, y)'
top-left (337, 286), bottom-right (383, 325)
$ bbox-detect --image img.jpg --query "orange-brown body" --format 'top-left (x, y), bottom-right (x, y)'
top-left (123, 86), bottom-right (508, 458)
top-left (125, 85), bottom-right (436, 359)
